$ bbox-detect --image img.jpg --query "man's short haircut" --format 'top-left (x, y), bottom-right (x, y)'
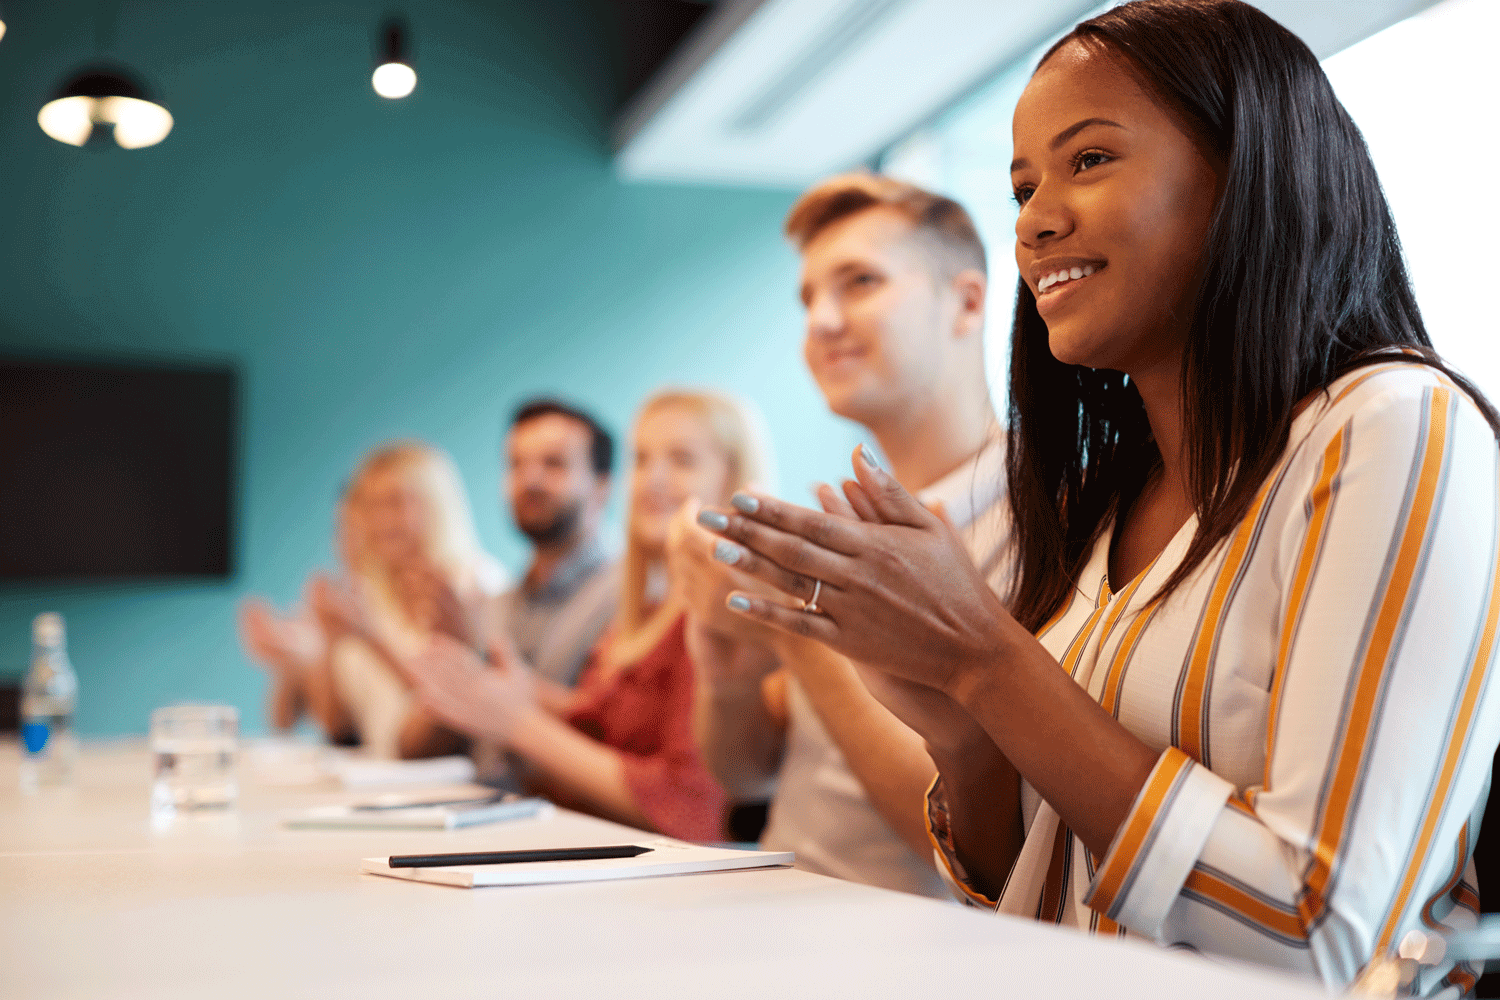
top-left (509, 398), bottom-right (613, 477)
top-left (784, 172), bottom-right (987, 277)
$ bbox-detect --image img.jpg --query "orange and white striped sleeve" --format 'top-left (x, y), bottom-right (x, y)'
top-left (925, 774), bottom-right (999, 908)
top-left (1085, 373), bottom-right (1500, 991)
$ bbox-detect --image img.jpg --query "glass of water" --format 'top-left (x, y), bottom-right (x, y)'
top-left (149, 704), bottom-right (238, 819)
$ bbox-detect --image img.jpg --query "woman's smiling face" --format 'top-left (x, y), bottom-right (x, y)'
top-left (1011, 40), bottom-right (1221, 379)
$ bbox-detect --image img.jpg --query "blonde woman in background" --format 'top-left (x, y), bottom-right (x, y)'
top-left (238, 486), bottom-right (367, 734)
top-left (405, 391), bottom-right (767, 841)
top-left (301, 441), bottom-right (507, 756)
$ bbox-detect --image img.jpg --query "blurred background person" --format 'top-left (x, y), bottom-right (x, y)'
top-left (397, 398), bottom-right (621, 763)
top-left (236, 487), bottom-right (366, 735)
top-left (496, 399), bottom-right (619, 686)
top-left (404, 390), bottom-right (766, 841)
top-left (303, 440), bottom-right (507, 756)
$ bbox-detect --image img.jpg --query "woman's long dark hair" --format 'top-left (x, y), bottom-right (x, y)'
top-left (1006, 0), bottom-right (1500, 633)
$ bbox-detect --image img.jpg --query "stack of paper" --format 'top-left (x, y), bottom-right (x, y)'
top-left (286, 792), bottom-right (552, 830)
top-left (241, 739), bottom-right (332, 787)
top-left (332, 755), bottom-right (477, 788)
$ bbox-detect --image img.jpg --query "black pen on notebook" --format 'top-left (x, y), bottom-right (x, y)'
top-left (387, 845), bottom-right (652, 868)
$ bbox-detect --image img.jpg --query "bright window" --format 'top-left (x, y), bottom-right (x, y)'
top-left (881, 0), bottom-right (1499, 405)
top-left (1323, 0), bottom-right (1500, 396)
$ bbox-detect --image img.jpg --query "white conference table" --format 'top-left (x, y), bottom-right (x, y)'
top-left (0, 741), bottom-right (1324, 1000)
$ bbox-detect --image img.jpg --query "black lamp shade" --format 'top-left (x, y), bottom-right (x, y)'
top-left (56, 68), bottom-right (147, 102)
top-left (380, 19), bottom-right (409, 66)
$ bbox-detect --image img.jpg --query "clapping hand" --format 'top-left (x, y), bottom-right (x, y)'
top-left (399, 560), bottom-right (482, 649)
top-left (238, 598), bottom-right (325, 675)
top-left (810, 475), bottom-right (992, 754)
top-left (308, 572), bottom-right (370, 640)
top-left (668, 497), bottom-right (788, 644)
top-left (406, 633), bottom-right (540, 744)
top-left (695, 446), bottom-right (1014, 702)
top-left (238, 598), bottom-right (296, 672)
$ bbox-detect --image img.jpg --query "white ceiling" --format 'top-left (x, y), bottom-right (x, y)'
top-left (614, 0), bottom-right (1440, 188)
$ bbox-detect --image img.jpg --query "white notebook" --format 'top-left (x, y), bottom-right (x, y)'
top-left (360, 839), bottom-right (793, 887)
top-left (287, 792), bottom-right (552, 831)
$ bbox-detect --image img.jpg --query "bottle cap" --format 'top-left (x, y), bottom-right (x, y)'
top-left (32, 612), bottom-right (65, 647)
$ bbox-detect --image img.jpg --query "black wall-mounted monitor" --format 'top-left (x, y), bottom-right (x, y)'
top-left (0, 355), bottom-right (238, 580)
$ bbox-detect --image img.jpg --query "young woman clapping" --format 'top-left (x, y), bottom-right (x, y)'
top-left (696, 1), bottom-right (1500, 992)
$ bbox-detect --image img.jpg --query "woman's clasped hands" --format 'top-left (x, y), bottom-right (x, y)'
top-left (694, 445), bottom-right (1017, 718)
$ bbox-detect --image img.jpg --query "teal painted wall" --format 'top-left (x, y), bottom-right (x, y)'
top-left (0, 0), bottom-right (862, 735)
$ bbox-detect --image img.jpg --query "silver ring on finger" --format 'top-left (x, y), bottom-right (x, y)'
top-left (800, 578), bottom-right (824, 615)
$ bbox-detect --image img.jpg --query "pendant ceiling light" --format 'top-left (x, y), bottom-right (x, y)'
top-left (372, 18), bottom-right (416, 99)
top-left (38, 1), bottom-right (172, 150)
top-left (39, 66), bottom-right (173, 149)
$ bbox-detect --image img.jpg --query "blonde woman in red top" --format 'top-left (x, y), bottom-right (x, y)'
top-left (406, 390), bottom-right (768, 841)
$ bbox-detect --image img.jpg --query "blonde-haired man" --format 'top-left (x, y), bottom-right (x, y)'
top-left (677, 173), bottom-right (1007, 896)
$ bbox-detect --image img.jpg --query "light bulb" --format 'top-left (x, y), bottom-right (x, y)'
top-left (38, 95), bottom-right (95, 146)
top-left (372, 61), bottom-right (416, 99)
top-left (0, 20), bottom-right (8, 43)
top-left (38, 93), bottom-right (173, 148)
top-left (98, 95), bottom-right (173, 148)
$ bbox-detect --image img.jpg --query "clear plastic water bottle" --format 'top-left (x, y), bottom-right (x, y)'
top-left (20, 612), bottom-right (79, 792)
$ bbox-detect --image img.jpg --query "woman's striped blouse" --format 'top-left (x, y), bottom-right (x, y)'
top-left (927, 363), bottom-right (1500, 995)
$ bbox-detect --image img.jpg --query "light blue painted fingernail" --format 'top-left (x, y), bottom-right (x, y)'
top-left (859, 444), bottom-right (882, 471)
top-left (713, 540), bottom-right (744, 565)
top-left (697, 510), bottom-right (729, 531)
top-left (731, 492), bottom-right (759, 514)
top-left (727, 595), bottom-right (752, 612)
